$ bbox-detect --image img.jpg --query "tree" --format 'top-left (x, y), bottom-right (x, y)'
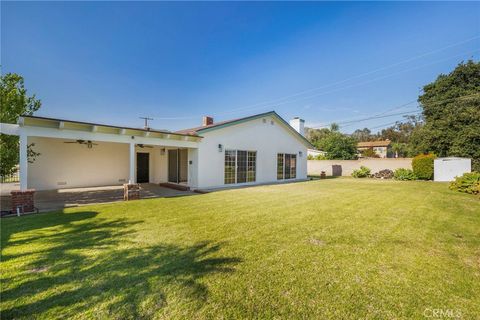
top-left (378, 115), bottom-right (422, 144)
top-left (0, 73), bottom-right (41, 176)
top-left (305, 127), bottom-right (332, 149)
top-left (319, 132), bottom-right (358, 160)
top-left (390, 142), bottom-right (409, 158)
top-left (306, 125), bottom-right (358, 160)
top-left (351, 128), bottom-right (373, 142)
top-left (416, 60), bottom-right (480, 171)
top-left (329, 123), bottom-right (339, 132)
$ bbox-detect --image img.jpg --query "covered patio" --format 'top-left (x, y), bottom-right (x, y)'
top-left (0, 115), bottom-right (202, 214)
top-left (1, 183), bottom-right (196, 213)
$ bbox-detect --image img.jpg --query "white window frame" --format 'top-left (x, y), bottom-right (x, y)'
top-left (277, 153), bottom-right (297, 180)
top-left (225, 149), bottom-right (257, 185)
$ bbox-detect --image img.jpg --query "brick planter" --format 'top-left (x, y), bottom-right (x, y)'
top-left (123, 183), bottom-right (140, 201)
top-left (11, 189), bottom-right (36, 213)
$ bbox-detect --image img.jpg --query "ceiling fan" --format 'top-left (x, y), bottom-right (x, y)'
top-left (137, 144), bottom-right (153, 148)
top-left (64, 139), bottom-right (98, 149)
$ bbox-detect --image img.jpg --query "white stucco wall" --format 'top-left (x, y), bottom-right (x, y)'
top-left (28, 137), bottom-right (129, 190)
top-left (308, 158), bottom-right (413, 176)
top-left (194, 115), bottom-right (308, 189)
top-left (27, 137), bottom-right (171, 190)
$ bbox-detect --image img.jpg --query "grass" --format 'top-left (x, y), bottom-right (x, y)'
top-left (1, 178), bottom-right (479, 319)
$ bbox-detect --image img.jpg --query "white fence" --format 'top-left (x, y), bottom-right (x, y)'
top-left (308, 158), bottom-right (412, 176)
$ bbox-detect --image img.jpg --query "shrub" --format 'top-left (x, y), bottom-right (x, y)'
top-left (307, 154), bottom-right (327, 160)
top-left (412, 153), bottom-right (436, 180)
top-left (394, 168), bottom-right (417, 181)
top-left (360, 148), bottom-right (379, 158)
top-left (449, 172), bottom-right (480, 195)
top-left (352, 166), bottom-right (371, 178)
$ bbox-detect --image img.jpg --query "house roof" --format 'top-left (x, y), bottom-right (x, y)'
top-left (357, 140), bottom-right (391, 148)
top-left (18, 111), bottom-right (313, 148)
top-left (176, 111), bottom-right (314, 148)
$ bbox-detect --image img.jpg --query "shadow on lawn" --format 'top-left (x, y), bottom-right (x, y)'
top-left (1, 210), bottom-right (99, 254)
top-left (1, 211), bottom-right (241, 319)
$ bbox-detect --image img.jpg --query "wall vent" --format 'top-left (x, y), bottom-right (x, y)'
top-left (118, 178), bottom-right (127, 183)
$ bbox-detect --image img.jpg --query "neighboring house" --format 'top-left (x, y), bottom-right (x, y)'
top-left (0, 111), bottom-right (312, 191)
top-left (357, 140), bottom-right (392, 158)
top-left (307, 149), bottom-right (326, 158)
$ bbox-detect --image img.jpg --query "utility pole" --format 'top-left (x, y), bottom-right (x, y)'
top-left (139, 117), bottom-right (153, 129)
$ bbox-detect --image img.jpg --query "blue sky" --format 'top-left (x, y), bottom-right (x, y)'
top-left (2, 1), bottom-right (479, 133)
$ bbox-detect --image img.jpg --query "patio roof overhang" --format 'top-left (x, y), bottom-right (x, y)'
top-left (2, 116), bottom-right (203, 148)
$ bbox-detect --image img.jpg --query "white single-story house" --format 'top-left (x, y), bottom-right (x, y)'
top-left (0, 111), bottom-right (312, 191)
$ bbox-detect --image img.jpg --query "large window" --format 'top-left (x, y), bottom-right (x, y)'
top-left (224, 150), bottom-right (256, 184)
top-left (277, 153), bottom-right (297, 180)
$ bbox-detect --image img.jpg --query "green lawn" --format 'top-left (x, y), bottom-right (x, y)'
top-left (1, 178), bottom-right (479, 319)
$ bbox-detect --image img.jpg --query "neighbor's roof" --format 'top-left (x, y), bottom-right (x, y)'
top-left (176, 111), bottom-right (313, 148)
top-left (357, 140), bottom-right (391, 148)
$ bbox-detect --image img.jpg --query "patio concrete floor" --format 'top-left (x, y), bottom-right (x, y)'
top-left (0, 183), bottom-right (196, 213)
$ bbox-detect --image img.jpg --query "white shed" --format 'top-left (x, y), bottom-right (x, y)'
top-left (434, 157), bottom-right (471, 182)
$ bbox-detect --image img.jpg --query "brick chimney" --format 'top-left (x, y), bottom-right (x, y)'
top-left (202, 116), bottom-right (214, 126)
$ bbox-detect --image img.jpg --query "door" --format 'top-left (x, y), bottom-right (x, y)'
top-left (168, 149), bottom-right (188, 183)
top-left (178, 149), bottom-right (188, 183)
top-left (168, 149), bottom-right (178, 183)
top-left (136, 153), bottom-right (149, 183)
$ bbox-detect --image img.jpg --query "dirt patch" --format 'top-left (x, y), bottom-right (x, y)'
top-left (28, 266), bottom-right (49, 273)
top-left (309, 238), bottom-right (325, 246)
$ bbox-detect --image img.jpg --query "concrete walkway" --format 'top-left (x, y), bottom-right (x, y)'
top-left (1, 183), bottom-right (195, 213)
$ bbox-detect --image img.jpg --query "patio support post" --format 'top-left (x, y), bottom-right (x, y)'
top-left (129, 142), bottom-right (135, 183)
top-left (19, 133), bottom-right (28, 191)
top-left (12, 132), bottom-right (36, 213)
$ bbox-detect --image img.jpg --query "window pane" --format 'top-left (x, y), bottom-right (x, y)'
top-left (224, 150), bottom-right (236, 184)
top-left (277, 153), bottom-right (284, 180)
top-left (247, 151), bottom-right (256, 182)
top-left (285, 154), bottom-right (291, 179)
top-left (237, 150), bottom-right (247, 183)
top-left (291, 154), bottom-right (297, 179)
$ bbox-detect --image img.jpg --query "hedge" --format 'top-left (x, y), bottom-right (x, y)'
top-left (412, 153), bottom-right (436, 180)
